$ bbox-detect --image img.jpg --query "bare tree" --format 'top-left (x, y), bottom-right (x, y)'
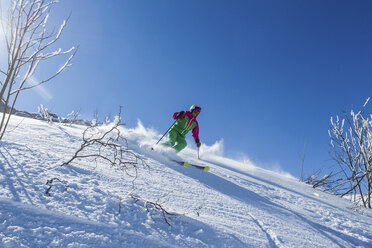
top-left (327, 97), bottom-right (372, 208)
top-left (0, 0), bottom-right (76, 139)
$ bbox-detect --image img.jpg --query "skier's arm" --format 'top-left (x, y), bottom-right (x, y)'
top-left (173, 111), bottom-right (185, 120)
top-left (192, 125), bottom-right (201, 147)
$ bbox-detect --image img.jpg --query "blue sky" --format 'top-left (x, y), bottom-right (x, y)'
top-left (6, 0), bottom-right (372, 177)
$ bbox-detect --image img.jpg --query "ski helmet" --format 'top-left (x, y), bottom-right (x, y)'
top-left (190, 105), bottom-right (201, 113)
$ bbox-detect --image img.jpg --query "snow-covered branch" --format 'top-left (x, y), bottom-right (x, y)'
top-left (326, 98), bottom-right (372, 208)
top-left (0, 0), bottom-right (76, 139)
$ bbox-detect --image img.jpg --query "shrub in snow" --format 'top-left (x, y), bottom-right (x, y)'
top-left (326, 97), bottom-right (372, 208)
top-left (47, 107), bottom-right (148, 195)
top-left (38, 104), bottom-right (58, 123)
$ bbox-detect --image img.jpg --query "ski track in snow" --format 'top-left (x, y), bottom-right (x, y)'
top-left (0, 116), bottom-right (371, 247)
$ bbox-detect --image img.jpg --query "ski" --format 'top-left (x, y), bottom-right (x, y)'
top-left (171, 160), bottom-right (210, 172)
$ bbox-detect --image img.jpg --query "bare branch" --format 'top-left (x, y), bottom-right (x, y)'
top-left (45, 177), bottom-right (70, 196)
top-left (324, 97), bottom-right (372, 208)
top-left (0, 0), bottom-right (76, 139)
top-left (125, 194), bottom-right (177, 226)
top-left (45, 108), bottom-right (149, 200)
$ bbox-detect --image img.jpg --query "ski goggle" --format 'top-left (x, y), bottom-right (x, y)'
top-left (192, 109), bottom-right (200, 114)
top-left (192, 106), bottom-right (201, 112)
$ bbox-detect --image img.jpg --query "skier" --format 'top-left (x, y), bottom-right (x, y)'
top-left (162, 105), bottom-right (202, 153)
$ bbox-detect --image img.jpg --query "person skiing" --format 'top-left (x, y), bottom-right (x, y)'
top-left (162, 105), bottom-right (202, 153)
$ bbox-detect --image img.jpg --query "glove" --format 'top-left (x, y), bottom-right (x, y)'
top-left (176, 111), bottom-right (185, 119)
top-left (195, 139), bottom-right (201, 148)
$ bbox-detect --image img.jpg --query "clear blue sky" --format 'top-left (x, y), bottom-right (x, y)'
top-left (11, 0), bottom-right (372, 177)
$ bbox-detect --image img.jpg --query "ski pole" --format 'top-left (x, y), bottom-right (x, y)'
top-left (151, 120), bottom-right (177, 150)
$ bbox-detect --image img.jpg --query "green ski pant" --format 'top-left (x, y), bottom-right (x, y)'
top-left (162, 130), bottom-right (187, 153)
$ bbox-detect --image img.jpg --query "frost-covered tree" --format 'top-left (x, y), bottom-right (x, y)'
top-left (0, 0), bottom-right (76, 139)
top-left (65, 110), bottom-right (80, 124)
top-left (38, 104), bottom-right (52, 123)
top-left (328, 97), bottom-right (372, 208)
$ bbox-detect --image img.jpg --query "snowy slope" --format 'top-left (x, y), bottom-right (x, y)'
top-left (0, 115), bottom-right (371, 248)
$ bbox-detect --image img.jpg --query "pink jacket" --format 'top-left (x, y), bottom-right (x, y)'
top-left (172, 111), bottom-right (199, 141)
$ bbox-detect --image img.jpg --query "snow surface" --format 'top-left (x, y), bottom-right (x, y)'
top-left (0, 115), bottom-right (371, 247)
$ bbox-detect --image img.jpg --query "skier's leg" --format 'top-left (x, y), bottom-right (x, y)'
top-left (174, 136), bottom-right (187, 153)
top-left (162, 130), bottom-right (177, 147)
